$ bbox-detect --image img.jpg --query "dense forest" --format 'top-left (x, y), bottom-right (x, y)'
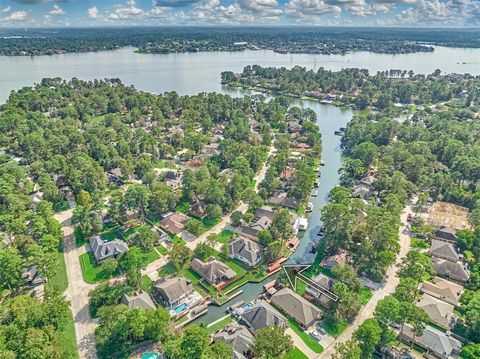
top-left (2, 27), bottom-right (480, 56)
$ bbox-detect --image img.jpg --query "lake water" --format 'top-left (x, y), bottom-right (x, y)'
top-left (2, 45), bottom-right (477, 325)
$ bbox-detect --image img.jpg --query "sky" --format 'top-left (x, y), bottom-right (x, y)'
top-left (0, 0), bottom-right (479, 28)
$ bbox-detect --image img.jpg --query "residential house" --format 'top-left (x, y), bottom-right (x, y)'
top-left (239, 300), bottom-right (287, 332)
top-left (237, 207), bottom-right (275, 241)
top-left (352, 183), bottom-right (371, 199)
top-left (271, 287), bottom-right (322, 328)
top-left (399, 324), bottom-right (462, 359)
top-left (200, 143), bottom-right (219, 159)
top-left (430, 240), bottom-right (459, 262)
top-left (305, 273), bottom-right (337, 308)
top-left (120, 292), bottom-right (156, 310)
top-left (189, 201), bottom-right (207, 219)
top-left (159, 212), bottom-right (190, 235)
top-left (107, 167), bottom-right (126, 185)
top-left (432, 257), bottom-right (470, 283)
top-left (321, 251), bottom-right (348, 270)
top-left (434, 227), bottom-right (458, 243)
top-left (22, 265), bottom-right (44, 288)
top-left (421, 202), bottom-right (472, 242)
top-left (420, 277), bottom-right (464, 307)
top-left (212, 324), bottom-right (254, 359)
top-left (267, 191), bottom-right (300, 210)
top-left (229, 236), bottom-right (263, 267)
top-left (89, 236), bottom-right (128, 262)
top-left (190, 258), bottom-right (237, 286)
top-left (164, 170), bottom-right (183, 190)
top-left (416, 294), bottom-right (456, 330)
top-left (288, 121), bottom-right (302, 133)
top-left (153, 277), bottom-right (193, 308)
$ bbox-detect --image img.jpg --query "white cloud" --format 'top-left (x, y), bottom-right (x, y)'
top-left (108, 0), bottom-right (147, 20)
top-left (4, 10), bottom-right (28, 22)
top-left (88, 6), bottom-right (100, 19)
top-left (1, 6), bottom-right (11, 13)
top-left (49, 4), bottom-right (65, 15)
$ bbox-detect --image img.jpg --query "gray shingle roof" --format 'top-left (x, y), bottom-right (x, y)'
top-left (240, 300), bottom-right (287, 332)
top-left (430, 240), bottom-right (459, 262)
top-left (89, 235), bottom-right (128, 261)
top-left (420, 277), bottom-right (463, 307)
top-left (432, 257), bottom-right (470, 283)
top-left (271, 287), bottom-right (322, 327)
top-left (229, 236), bottom-right (263, 266)
top-left (153, 277), bottom-right (193, 303)
top-left (120, 292), bottom-right (156, 310)
top-left (212, 324), bottom-right (254, 359)
top-left (416, 294), bottom-right (455, 330)
top-left (190, 258), bottom-right (236, 284)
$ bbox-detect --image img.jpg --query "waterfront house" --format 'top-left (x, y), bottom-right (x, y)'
top-left (237, 207), bottom-right (275, 241)
top-left (153, 277), bottom-right (193, 308)
top-left (89, 235), bottom-right (128, 262)
top-left (229, 236), bottom-right (263, 267)
top-left (420, 277), bottom-right (463, 307)
top-left (212, 324), bottom-right (254, 359)
top-left (429, 240), bottom-right (459, 262)
top-left (432, 257), bottom-right (470, 283)
top-left (120, 291), bottom-right (156, 310)
top-left (416, 294), bottom-right (456, 330)
top-left (321, 251), bottom-right (348, 270)
top-left (190, 258), bottom-right (237, 286)
top-left (352, 183), bottom-right (371, 199)
top-left (305, 273), bottom-right (337, 308)
top-left (399, 324), bottom-right (462, 359)
top-left (271, 287), bottom-right (322, 328)
top-left (240, 300), bottom-right (287, 332)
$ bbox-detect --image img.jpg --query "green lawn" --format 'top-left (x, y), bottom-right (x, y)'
top-left (411, 237), bottom-right (429, 249)
top-left (175, 200), bottom-right (190, 214)
top-left (47, 247), bottom-right (68, 293)
top-left (202, 217), bottom-right (221, 229)
top-left (216, 229), bottom-right (235, 244)
top-left (79, 252), bottom-right (115, 284)
top-left (207, 315), bottom-right (233, 334)
top-left (322, 319), bottom-right (347, 338)
top-left (286, 347), bottom-right (308, 359)
top-left (288, 319), bottom-right (324, 353)
top-left (75, 228), bottom-right (87, 248)
top-left (59, 311), bottom-right (78, 358)
top-left (360, 288), bottom-right (373, 305)
top-left (141, 275), bottom-right (153, 294)
top-left (156, 245), bottom-right (168, 256)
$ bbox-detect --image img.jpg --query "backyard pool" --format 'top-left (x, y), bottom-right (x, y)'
top-left (141, 353), bottom-right (162, 359)
top-left (174, 303), bottom-right (188, 314)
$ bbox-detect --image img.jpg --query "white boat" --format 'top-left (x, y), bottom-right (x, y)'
top-left (320, 160), bottom-right (325, 166)
top-left (311, 189), bottom-right (318, 197)
top-left (306, 202), bottom-right (314, 212)
top-left (314, 180), bottom-right (320, 187)
top-left (298, 217), bottom-right (309, 231)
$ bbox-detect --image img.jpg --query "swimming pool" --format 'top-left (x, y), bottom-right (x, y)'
top-left (141, 353), bottom-right (162, 359)
top-left (174, 303), bottom-right (188, 314)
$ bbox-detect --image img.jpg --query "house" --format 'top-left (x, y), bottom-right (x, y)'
top-left (120, 292), bottom-right (156, 310)
top-left (159, 212), bottom-right (190, 235)
top-left (239, 300), bottom-right (287, 332)
top-left (89, 236), bottom-right (128, 262)
top-left (153, 277), bottom-right (193, 308)
top-left (434, 227), bottom-right (458, 243)
top-left (237, 207), bottom-right (275, 241)
top-left (416, 294), bottom-right (456, 330)
top-left (430, 240), bottom-right (459, 262)
top-left (271, 287), bottom-right (322, 328)
top-left (229, 236), bottom-right (263, 267)
top-left (189, 201), bottom-right (207, 219)
top-left (107, 167), bottom-right (126, 185)
top-left (305, 273), bottom-right (337, 308)
top-left (22, 265), bottom-right (44, 287)
top-left (190, 258), bottom-right (237, 285)
top-left (164, 170), bottom-right (183, 189)
top-left (352, 183), bottom-right (371, 199)
top-left (321, 251), bottom-right (348, 270)
top-left (432, 257), bottom-right (470, 283)
top-left (212, 324), bottom-right (254, 359)
top-left (399, 324), bottom-right (462, 359)
top-left (420, 277), bottom-right (463, 307)
top-left (288, 121), bottom-right (302, 133)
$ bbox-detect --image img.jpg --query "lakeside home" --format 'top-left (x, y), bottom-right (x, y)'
top-left (229, 236), bottom-right (263, 267)
top-left (271, 287), bottom-right (322, 328)
top-left (153, 277), bottom-right (194, 309)
top-left (190, 258), bottom-right (237, 286)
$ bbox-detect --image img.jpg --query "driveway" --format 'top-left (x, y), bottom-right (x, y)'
top-left (317, 200), bottom-right (414, 358)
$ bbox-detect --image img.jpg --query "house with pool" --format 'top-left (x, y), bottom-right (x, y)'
top-left (153, 276), bottom-right (203, 316)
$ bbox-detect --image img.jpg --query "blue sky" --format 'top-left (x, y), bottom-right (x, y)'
top-left (0, 0), bottom-right (479, 27)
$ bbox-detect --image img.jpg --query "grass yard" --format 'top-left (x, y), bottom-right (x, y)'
top-left (79, 252), bottom-right (115, 284)
top-left (288, 319), bottom-right (324, 353)
top-left (156, 245), bottom-right (168, 256)
top-left (59, 311), bottom-right (78, 358)
top-left (141, 275), bottom-right (153, 294)
top-left (175, 200), bottom-right (190, 214)
top-left (141, 248), bottom-right (161, 266)
top-left (286, 347), bottom-right (308, 359)
top-left (322, 319), bottom-right (347, 338)
top-left (216, 229), bottom-right (235, 244)
top-left (75, 228), bottom-right (87, 247)
top-left (207, 315), bottom-right (233, 334)
top-left (202, 217), bottom-right (221, 229)
top-left (360, 288), bottom-right (373, 305)
top-left (411, 237), bottom-right (429, 249)
top-left (47, 247), bottom-right (68, 293)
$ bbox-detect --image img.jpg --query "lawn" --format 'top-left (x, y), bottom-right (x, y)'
top-left (156, 245), bottom-right (168, 256)
top-left (141, 275), bottom-right (153, 294)
top-left (411, 237), bottom-right (429, 249)
top-left (207, 315), bottom-right (233, 334)
top-left (59, 311), bottom-right (78, 359)
top-left (47, 247), bottom-right (68, 293)
top-left (360, 288), bottom-right (373, 305)
top-left (288, 319), bottom-right (324, 353)
top-left (175, 200), bottom-right (190, 214)
top-left (79, 252), bottom-right (114, 284)
top-left (201, 217), bottom-right (221, 229)
top-left (216, 229), bottom-right (235, 244)
top-left (322, 319), bottom-right (347, 338)
top-left (140, 248), bottom-right (160, 267)
top-left (75, 228), bottom-right (87, 248)
top-left (286, 347), bottom-right (308, 359)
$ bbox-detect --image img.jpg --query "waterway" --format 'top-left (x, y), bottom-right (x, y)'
top-left (2, 44), bottom-right (477, 325)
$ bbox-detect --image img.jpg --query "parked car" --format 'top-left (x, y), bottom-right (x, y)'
top-left (309, 331), bottom-right (322, 341)
top-left (315, 324), bottom-right (327, 335)
top-left (407, 213), bottom-right (413, 222)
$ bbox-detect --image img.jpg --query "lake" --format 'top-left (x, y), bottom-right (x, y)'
top-left (2, 44), bottom-right (477, 325)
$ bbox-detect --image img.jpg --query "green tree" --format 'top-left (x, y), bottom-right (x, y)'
top-left (180, 325), bottom-right (210, 359)
top-left (100, 258), bottom-right (118, 278)
top-left (270, 209), bottom-right (293, 241)
top-left (332, 340), bottom-right (361, 359)
top-left (0, 246), bottom-right (24, 292)
top-left (354, 318), bottom-right (382, 358)
top-left (207, 340), bottom-right (233, 359)
top-left (461, 343), bottom-right (480, 359)
top-left (169, 244), bottom-right (192, 273)
top-left (251, 325), bottom-right (293, 359)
